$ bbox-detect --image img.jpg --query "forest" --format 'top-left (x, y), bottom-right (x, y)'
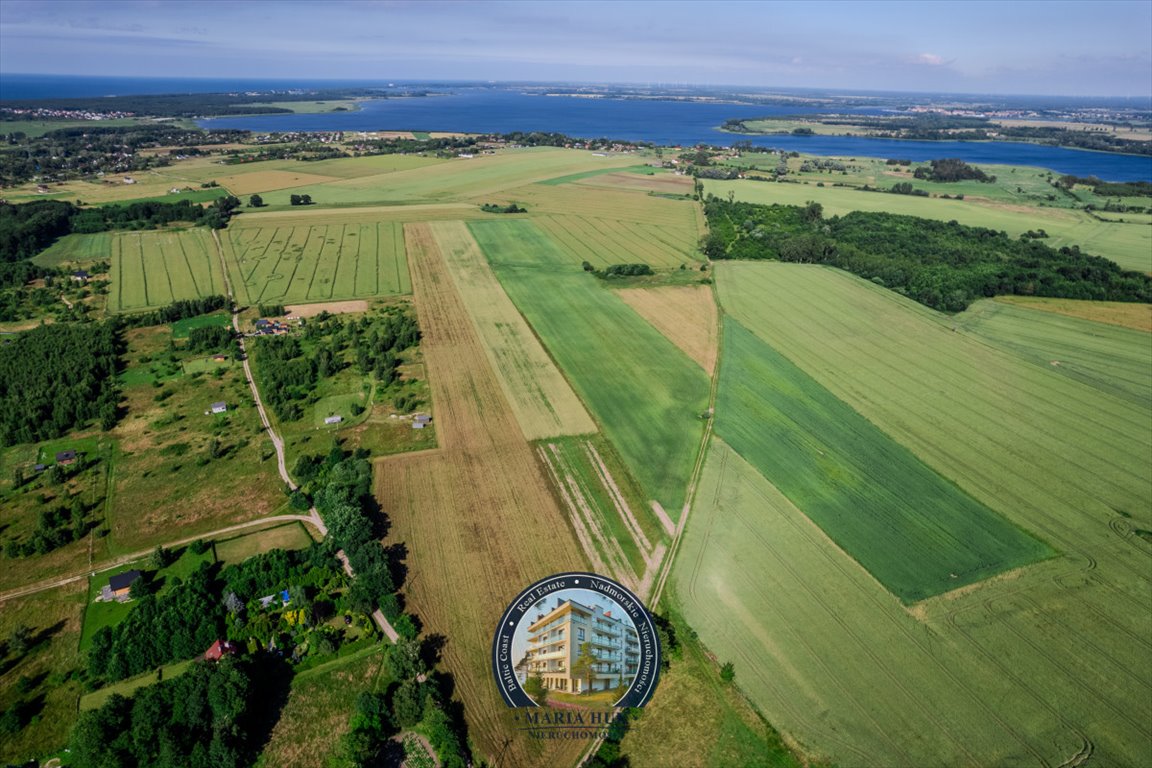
top-left (69, 656), bottom-right (270, 768)
top-left (702, 198), bottom-right (1152, 311)
top-left (0, 321), bottom-right (121, 445)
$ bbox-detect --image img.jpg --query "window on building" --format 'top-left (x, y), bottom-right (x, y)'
top-left (578, 628), bottom-right (585, 641)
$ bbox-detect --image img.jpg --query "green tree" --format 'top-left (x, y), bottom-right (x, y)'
top-left (248, 194), bottom-right (264, 208)
top-left (391, 679), bottom-right (425, 728)
top-left (571, 641), bottom-right (597, 694)
top-left (720, 661), bottom-right (735, 683)
top-left (523, 674), bottom-right (549, 705)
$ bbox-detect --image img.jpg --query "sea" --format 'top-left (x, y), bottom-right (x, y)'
top-left (4, 74), bottom-right (1150, 181)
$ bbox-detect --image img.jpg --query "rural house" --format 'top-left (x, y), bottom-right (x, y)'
top-left (324, 415), bottom-right (343, 425)
top-left (209, 402), bottom-right (228, 414)
top-left (107, 570), bottom-right (142, 599)
top-left (204, 639), bottom-right (239, 661)
top-left (55, 450), bottom-right (78, 465)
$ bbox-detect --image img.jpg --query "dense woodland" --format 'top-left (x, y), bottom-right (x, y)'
top-left (0, 322), bottom-right (120, 445)
top-left (69, 656), bottom-right (269, 768)
top-left (702, 199), bottom-right (1152, 311)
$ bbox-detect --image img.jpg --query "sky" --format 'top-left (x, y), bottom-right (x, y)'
top-left (1, 0), bottom-right (1150, 97)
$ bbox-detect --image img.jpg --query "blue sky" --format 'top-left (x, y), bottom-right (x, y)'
top-left (1, 0), bottom-right (1149, 97)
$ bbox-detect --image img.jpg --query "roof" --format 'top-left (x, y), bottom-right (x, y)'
top-left (109, 570), bottom-right (142, 591)
top-left (56, 450), bottom-right (77, 461)
top-left (204, 639), bottom-right (239, 661)
top-left (210, 401), bottom-right (227, 410)
top-left (324, 415), bottom-right (343, 424)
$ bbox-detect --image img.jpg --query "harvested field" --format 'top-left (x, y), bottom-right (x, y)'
top-left (228, 203), bottom-right (484, 227)
top-left (617, 284), bottom-right (719, 373)
top-left (375, 224), bottom-right (588, 767)
top-left (992, 295), bottom-right (1152, 332)
top-left (214, 169), bottom-right (341, 195)
top-left (285, 299), bottom-right (370, 317)
top-left (574, 170), bottom-right (694, 195)
top-left (427, 220), bottom-right (596, 440)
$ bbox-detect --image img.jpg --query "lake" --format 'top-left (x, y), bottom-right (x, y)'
top-left (197, 89), bottom-right (1152, 181)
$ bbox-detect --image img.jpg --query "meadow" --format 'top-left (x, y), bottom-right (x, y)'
top-left (671, 262), bottom-right (1152, 765)
top-left (109, 229), bottom-right (225, 312)
top-left (223, 220), bottom-right (410, 306)
top-left (426, 220), bottom-right (596, 440)
top-left (716, 317), bottom-right (1052, 601)
top-left (29, 232), bottom-right (112, 267)
top-left (704, 177), bottom-right (1152, 273)
top-left (473, 218), bottom-right (711, 519)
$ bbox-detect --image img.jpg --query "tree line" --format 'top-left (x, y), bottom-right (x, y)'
top-left (702, 198), bottom-right (1152, 311)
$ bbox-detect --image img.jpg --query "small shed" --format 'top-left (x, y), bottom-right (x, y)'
top-left (412, 422), bottom-right (425, 430)
top-left (210, 402), bottom-right (227, 414)
top-left (324, 415), bottom-right (343, 425)
top-left (109, 570), bottom-right (142, 598)
top-left (32, 464), bottom-right (46, 473)
top-left (55, 450), bottom-right (78, 465)
top-left (413, 413), bottom-right (432, 424)
top-left (71, 270), bottom-right (90, 282)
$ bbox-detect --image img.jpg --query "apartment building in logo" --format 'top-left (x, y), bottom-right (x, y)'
top-left (525, 597), bottom-right (640, 693)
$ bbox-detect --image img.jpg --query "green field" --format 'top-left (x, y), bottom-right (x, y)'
top-left (474, 218), bottom-right (710, 518)
top-left (224, 221), bottom-right (410, 305)
top-left (170, 311), bottom-right (232, 338)
top-left (109, 229), bottom-right (226, 312)
top-left (672, 261), bottom-right (1152, 765)
top-left (716, 317), bottom-right (1052, 601)
top-left (30, 232), bottom-right (113, 267)
top-left (958, 298), bottom-right (1152, 406)
top-left (79, 659), bottom-right (194, 711)
top-left (213, 522), bottom-right (314, 565)
top-left (704, 177), bottom-right (1152, 273)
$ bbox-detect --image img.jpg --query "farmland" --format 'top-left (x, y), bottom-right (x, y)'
top-left (223, 220), bottom-right (410, 306)
top-left (109, 229), bottom-right (225, 312)
top-left (669, 261), bottom-right (1152, 765)
top-left (715, 317), bottom-right (1052, 601)
top-left (473, 218), bottom-right (711, 519)
top-left (29, 232), bottom-right (112, 267)
top-left (427, 220), bottom-right (596, 440)
top-left (375, 223), bottom-right (590, 766)
top-left (616, 284), bottom-right (719, 373)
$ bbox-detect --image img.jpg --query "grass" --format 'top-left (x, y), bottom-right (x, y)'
top-left (716, 316), bottom-right (1053, 602)
top-left (78, 658), bottom-right (194, 711)
top-left (109, 228), bottom-right (226, 312)
top-left (79, 544), bottom-right (216, 650)
top-left (311, 392), bottom-right (368, 429)
top-left (257, 645), bottom-right (391, 768)
top-left (223, 220), bottom-right (410, 307)
top-left (474, 219), bottom-right (711, 519)
top-left (213, 522), bottom-right (314, 565)
top-left (107, 325), bottom-right (286, 555)
top-left (426, 220), bottom-right (596, 440)
top-left (0, 583), bottom-right (87, 766)
top-left (615, 284), bottom-right (719, 374)
top-left (537, 164), bottom-right (657, 185)
top-left (30, 232), bottom-right (112, 267)
top-left (170, 311), bottom-right (232, 338)
top-left (703, 177), bottom-right (1152, 273)
top-left (686, 262), bottom-right (1152, 765)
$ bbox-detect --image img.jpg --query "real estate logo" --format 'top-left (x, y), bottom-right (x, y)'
top-left (491, 572), bottom-right (660, 727)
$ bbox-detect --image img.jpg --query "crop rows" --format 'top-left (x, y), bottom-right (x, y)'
top-left (224, 222), bottom-right (409, 306)
top-left (110, 230), bottom-right (223, 312)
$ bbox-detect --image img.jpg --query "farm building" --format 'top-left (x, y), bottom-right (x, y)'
top-left (107, 570), bottom-right (142, 599)
top-left (211, 354), bottom-right (229, 362)
top-left (55, 450), bottom-right (78, 465)
top-left (324, 415), bottom-right (343, 425)
top-left (71, 270), bottom-right (90, 282)
top-left (204, 639), bottom-right (239, 661)
top-left (209, 402), bottom-right (228, 414)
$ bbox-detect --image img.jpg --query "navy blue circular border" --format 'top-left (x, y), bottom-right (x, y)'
top-left (492, 572), bottom-right (661, 708)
